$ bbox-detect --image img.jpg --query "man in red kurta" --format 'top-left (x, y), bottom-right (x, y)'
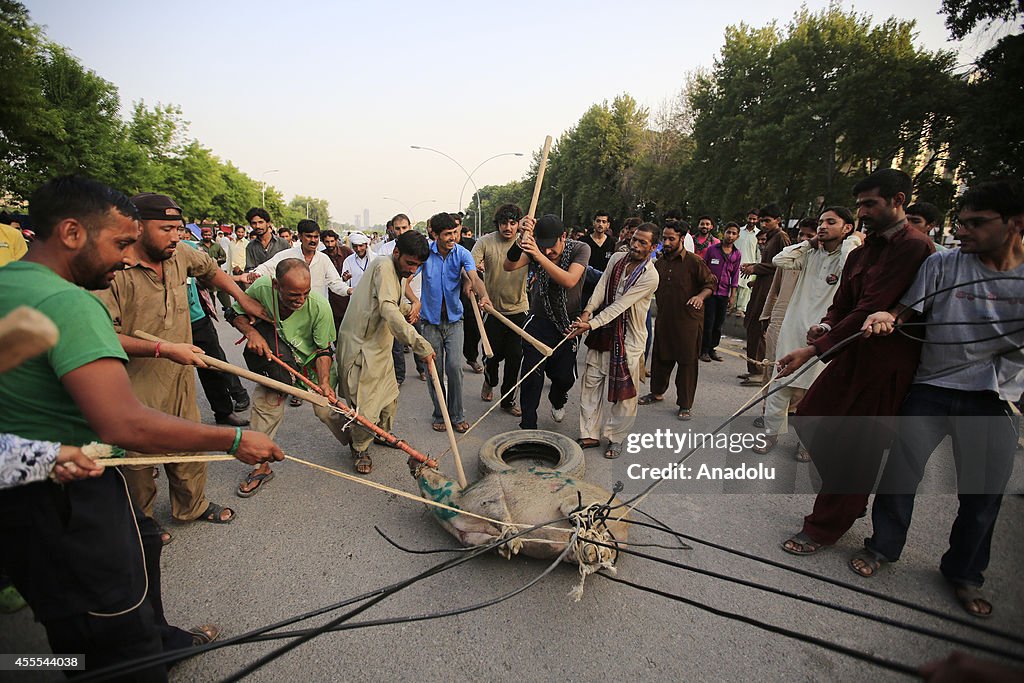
top-left (775, 169), bottom-right (934, 554)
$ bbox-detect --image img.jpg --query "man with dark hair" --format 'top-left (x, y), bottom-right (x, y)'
top-left (421, 213), bottom-right (491, 432)
top-left (701, 222), bottom-right (742, 362)
top-left (639, 222), bottom-right (715, 420)
top-left (573, 223), bottom-right (660, 458)
top-left (739, 203), bottom-right (791, 384)
top-left (373, 213), bottom-right (424, 385)
top-left (734, 208), bottom-right (760, 316)
top-left (230, 224), bottom-right (249, 275)
top-left (0, 176), bottom-right (282, 675)
top-left (337, 230), bottom-right (435, 474)
top-left (98, 192), bottom-right (271, 528)
top-left (504, 214), bottom-right (590, 428)
top-left (660, 211), bottom-right (696, 253)
top-left (278, 227), bottom-right (293, 243)
top-left (232, 258), bottom-right (350, 495)
top-left (244, 207), bottom-right (289, 271)
top-left (753, 208), bottom-right (855, 457)
top-left (692, 215), bottom-right (719, 259)
top-left (474, 203), bottom-right (528, 416)
top-left (449, 212), bottom-right (484, 374)
top-left (906, 201), bottom-right (947, 251)
top-left (776, 168), bottom-right (935, 556)
top-left (854, 179), bottom-right (1024, 618)
top-left (252, 219), bottom-right (347, 301)
top-left (321, 228), bottom-right (354, 329)
top-left (581, 211), bottom-right (616, 305)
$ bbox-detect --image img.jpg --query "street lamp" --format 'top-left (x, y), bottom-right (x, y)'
top-left (410, 146), bottom-right (524, 233)
top-left (260, 169), bottom-right (279, 208)
top-left (382, 197), bottom-right (437, 224)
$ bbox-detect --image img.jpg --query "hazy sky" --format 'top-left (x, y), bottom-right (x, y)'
top-left (24, 0), bottom-right (987, 227)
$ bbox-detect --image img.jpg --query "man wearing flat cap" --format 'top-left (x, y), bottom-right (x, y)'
top-left (97, 192), bottom-right (270, 535)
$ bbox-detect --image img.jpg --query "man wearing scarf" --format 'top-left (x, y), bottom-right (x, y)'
top-left (572, 223), bottom-right (660, 459)
top-left (504, 214), bottom-right (590, 429)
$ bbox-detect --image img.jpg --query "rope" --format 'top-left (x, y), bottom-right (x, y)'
top-left (433, 329), bottom-right (578, 462)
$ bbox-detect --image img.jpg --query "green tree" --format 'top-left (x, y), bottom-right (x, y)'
top-left (687, 6), bottom-right (958, 219)
top-left (288, 195), bottom-right (331, 227)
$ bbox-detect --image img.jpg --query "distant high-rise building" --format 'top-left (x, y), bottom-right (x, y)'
top-left (354, 214), bottom-right (361, 229)
top-left (363, 209), bottom-right (370, 229)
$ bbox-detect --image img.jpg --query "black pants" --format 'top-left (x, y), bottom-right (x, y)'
top-left (701, 295), bottom-right (729, 355)
top-left (461, 292), bottom-right (481, 363)
top-left (484, 311), bottom-right (526, 406)
top-left (40, 514), bottom-right (190, 681)
top-left (867, 385), bottom-right (1016, 586)
top-left (191, 315), bottom-right (246, 417)
top-left (518, 316), bottom-right (578, 429)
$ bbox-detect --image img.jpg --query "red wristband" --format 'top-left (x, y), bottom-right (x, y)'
top-left (154, 342), bottom-right (162, 358)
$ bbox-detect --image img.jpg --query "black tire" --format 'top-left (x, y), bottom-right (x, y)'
top-left (477, 429), bottom-right (586, 479)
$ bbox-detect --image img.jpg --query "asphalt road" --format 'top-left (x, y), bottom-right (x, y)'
top-left (3, 316), bottom-right (1022, 682)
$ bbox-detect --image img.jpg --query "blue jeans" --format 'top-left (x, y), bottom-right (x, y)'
top-left (866, 384), bottom-right (1017, 587)
top-left (421, 320), bottom-right (465, 424)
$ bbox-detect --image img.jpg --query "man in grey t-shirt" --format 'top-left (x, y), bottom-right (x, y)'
top-left (854, 179), bottom-right (1024, 618)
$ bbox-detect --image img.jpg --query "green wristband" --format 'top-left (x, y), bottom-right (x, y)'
top-left (227, 427), bottom-right (243, 455)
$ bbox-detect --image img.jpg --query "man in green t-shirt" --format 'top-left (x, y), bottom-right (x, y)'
top-left (0, 176), bottom-right (283, 676)
top-left (230, 258), bottom-right (348, 496)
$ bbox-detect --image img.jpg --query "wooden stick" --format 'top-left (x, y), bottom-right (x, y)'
top-left (481, 303), bottom-right (553, 356)
top-left (469, 295), bottom-right (493, 358)
top-left (526, 135), bottom-right (553, 219)
top-left (94, 454), bottom-right (237, 467)
top-left (133, 330), bottom-right (328, 406)
top-left (426, 356), bottom-right (468, 488)
top-left (0, 307), bottom-right (60, 374)
top-left (133, 330), bottom-right (438, 467)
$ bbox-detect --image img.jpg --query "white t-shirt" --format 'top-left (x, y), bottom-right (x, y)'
top-left (253, 245), bottom-right (346, 299)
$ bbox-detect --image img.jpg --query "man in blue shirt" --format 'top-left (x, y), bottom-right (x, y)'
top-left (421, 213), bottom-right (492, 432)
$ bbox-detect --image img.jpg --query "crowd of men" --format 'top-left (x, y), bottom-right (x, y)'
top-left (0, 167), bottom-right (1021, 677)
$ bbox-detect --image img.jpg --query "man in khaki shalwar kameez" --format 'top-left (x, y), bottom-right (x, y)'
top-left (572, 224), bottom-right (660, 459)
top-left (336, 231), bottom-right (435, 474)
top-left (99, 192), bottom-right (269, 528)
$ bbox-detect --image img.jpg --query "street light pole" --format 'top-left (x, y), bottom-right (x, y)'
top-left (260, 169), bottom-right (279, 208)
top-left (411, 146), bottom-right (524, 234)
top-left (383, 196), bottom-right (437, 224)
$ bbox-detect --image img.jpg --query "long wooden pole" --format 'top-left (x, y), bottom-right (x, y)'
top-left (426, 356), bottom-right (468, 488)
top-left (469, 295), bottom-right (493, 358)
top-left (526, 135), bottom-right (553, 220)
top-left (481, 303), bottom-right (553, 356)
top-left (133, 330), bottom-right (437, 467)
top-left (0, 306), bottom-right (60, 374)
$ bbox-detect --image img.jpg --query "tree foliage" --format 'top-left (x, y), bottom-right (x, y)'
top-left (0, 1), bottom-right (321, 227)
top-left (686, 6), bottom-right (959, 219)
top-left (941, 0), bottom-right (1024, 39)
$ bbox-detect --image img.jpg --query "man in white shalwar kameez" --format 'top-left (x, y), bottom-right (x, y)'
top-left (572, 224), bottom-right (660, 459)
top-left (754, 207), bottom-right (857, 457)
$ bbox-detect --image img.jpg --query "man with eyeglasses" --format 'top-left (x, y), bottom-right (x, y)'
top-left (853, 179), bottom-right (1024, 618)
top-left (775, 168), bottom-right (935, 559)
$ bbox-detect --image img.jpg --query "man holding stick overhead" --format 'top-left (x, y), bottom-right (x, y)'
top-left (0, 176), bottom-right (281, 675)
top-left (421, 213), bottom-right (492, 433)
top-left (571, 223), bottom-right (659, 459)
top-left (473, 203), bottom-right (528, 416)
top-left (504, 214), bottom-right (590, 429)
top-left (337, 231), bottom-right (435, 474)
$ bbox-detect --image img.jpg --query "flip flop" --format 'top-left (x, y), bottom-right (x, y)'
top-left (848, 548), bottom-right (886, 578)
top-left (188, 624), bottom-right (220, 647)
top-left (576, 438), bottom-right (601, 449)
top-left (454, 422), bottom-right (470, 433)
top-left (432, 423), bottom-right (447, 432)
top-left (781, 532), bottom-right (830, 556)
top-left (237, 470), bottom-right (274, 498)
top-left (952, 583), bottom-right (993, 618)
top-left (604, 442), bottom-right (623, 459)
top-left (199, 502), bottom-right (236, 523)
top-left (638, 393), bottom-right (663, 406)
top-left (155, 522), bottom-right (173, 546)
top-left (353, 452), bottom-right (372, 475)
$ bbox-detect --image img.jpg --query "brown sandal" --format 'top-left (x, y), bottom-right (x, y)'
top-left (353, 452), bottom-right (372, 474)
top-left (431, 423), bottom-right (446, 432)
top-left (188, 623), bottom-right (220, 647)
top-left (454, 421), bottom-right (470, 433)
